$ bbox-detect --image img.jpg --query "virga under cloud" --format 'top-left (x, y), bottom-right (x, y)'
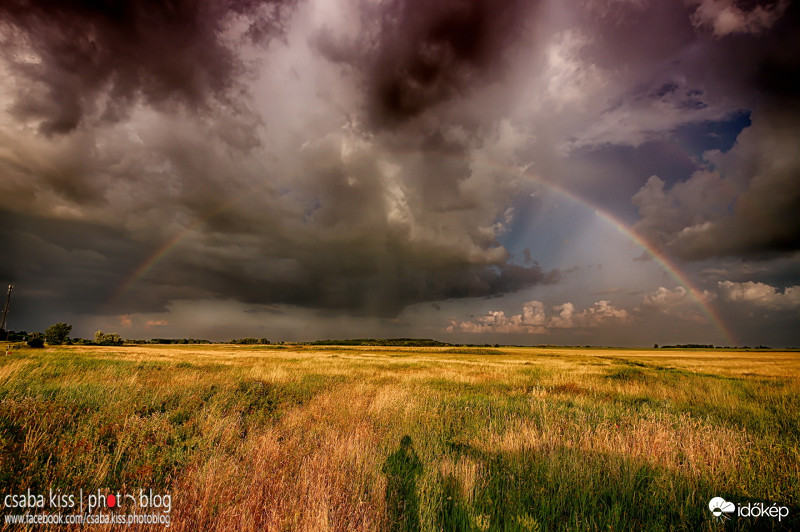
top-left (0, 0), bottom-right (798, 346)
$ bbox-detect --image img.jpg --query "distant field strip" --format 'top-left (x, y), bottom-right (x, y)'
top-left (1, 345), bottom-right (798, 530)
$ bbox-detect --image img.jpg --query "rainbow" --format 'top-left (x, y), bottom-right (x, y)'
top-left (438, 151), bottom-right (736, 345)
top-left (583, 205), bottom-right (734, 344)
top-left (112, 220), bottom-right (205, 304)
top-left (111, 148), bottom-right (736, 345)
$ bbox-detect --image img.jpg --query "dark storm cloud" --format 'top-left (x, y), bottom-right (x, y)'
top-left (633, 2), bottom-right (800, 260)
top-left (110, 131), bottom-right (561, 317)
top-left (0, 0), bottom-right (297, 134)
top-left (632, 108), bottom-right (800, 260)
top-left (752, 1), bottom-right (800, 106)
top-left (102, 227), bottom-right (561, 319)
top-left (631, 3), bottom-right (800, 261)
top-left (314, 0), bottom-right (536, 127)
top-left (0, 209), bottom-right (146, 320)
top-left (199, 242), bottom-right (559, 317)
top-left (0, 0), bottom-right (553, 327)
top-left (0, 108), bottom-right (560, 324)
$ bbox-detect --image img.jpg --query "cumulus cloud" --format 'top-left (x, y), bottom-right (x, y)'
top-left (640, 286), bottom-right (715, 323)
top-left (446, 299), bottom-right (629, 333)
top-left (446, 309), bottom-right (542, 335)
top-left (632, 109), bottom-right (800, 260)
top-left (578, 300), bottom-right (631, 325)
top-left (547, 302), bottom-right (577, 329)
top-left (718, 280), bottom-right (800, 309)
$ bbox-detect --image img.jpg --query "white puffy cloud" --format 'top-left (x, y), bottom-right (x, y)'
top-left (446, 299), bottom-right (629, 334)
top-left (446, 310), bottom-right (532, 335)
top-left (718, 281), bottom-right (800, 309)
top-left (640, 286), bottom-right (715, 323)
top-left (576, 300), bottom-right (631, 326)
top-left (445, 300), bottom-right (550, 334)
top-left (547, 302), bottom-right (577, 329)
top-left (643, 286), bottom-right (688, 309)
top-left (521, 300), bottom-right (548, 327)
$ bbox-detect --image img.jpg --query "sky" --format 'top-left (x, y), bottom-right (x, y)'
top-left (0, 0), bottom-right (798, 347)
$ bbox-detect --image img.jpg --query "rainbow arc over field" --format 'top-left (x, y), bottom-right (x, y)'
top-left (112, 150), bottom-right (736, 346)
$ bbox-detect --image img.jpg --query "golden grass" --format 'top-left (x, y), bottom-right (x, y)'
top-left (1, 344), bottom-right (798, 530)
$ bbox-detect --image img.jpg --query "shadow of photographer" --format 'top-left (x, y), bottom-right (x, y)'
top-left (383, 435), bottom-right (423, 531)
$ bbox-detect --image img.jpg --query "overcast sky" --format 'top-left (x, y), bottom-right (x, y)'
top-left (1, 0), bottom-right (798, 346)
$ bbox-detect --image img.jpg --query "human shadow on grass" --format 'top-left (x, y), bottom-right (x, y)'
top-left (383, 435), bottom-right (423, 531)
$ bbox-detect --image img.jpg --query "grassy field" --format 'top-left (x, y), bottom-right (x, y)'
top-left (0, 344), bottom-right (798, 530)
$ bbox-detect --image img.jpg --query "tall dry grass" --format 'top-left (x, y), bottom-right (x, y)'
top-left (0, 344), bottom-right (798, 530)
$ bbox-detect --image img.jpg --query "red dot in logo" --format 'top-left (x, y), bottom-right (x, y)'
top-left (107, 495), bottom-right (116, 508)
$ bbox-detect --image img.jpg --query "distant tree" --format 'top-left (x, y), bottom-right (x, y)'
top-left (654, 344), bottom-right (659, 349)
top-left (94, 331), bottom-right (123, 346)
top-left (26, 333), bottom-right (45, 348)
top-left (45, 322), bottom-right (72, 345)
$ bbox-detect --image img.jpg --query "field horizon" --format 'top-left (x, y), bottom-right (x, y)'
top-left (1, 343), bottom-right (798, 530)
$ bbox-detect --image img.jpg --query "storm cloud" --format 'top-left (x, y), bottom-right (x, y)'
top-left (314, 0), bottom-right (536, 127)
top-left (0, 0), bottom-right (297, 134)
top-left (1, 0), bottom-right (798, 345)
top-left (632, 107), bottom-right (800, 260)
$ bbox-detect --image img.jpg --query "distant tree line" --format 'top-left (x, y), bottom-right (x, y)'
top-left (147, 338), bottom-right (213, 344)
top-left (659, 344), bottom-right (715, 349)
top-left (306, 338), bottom-right (450, 347)
top-left (304, 338), bottom-right (513, 347)
top-left (6, 326), bottom-right (779, 351)
top-left (230, 338), bottom-right (271, 345)
top-left (657, 344), bottom-right (771, 349)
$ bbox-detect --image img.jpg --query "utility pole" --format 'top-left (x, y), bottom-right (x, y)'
top-left (1, 284), bottom-right (11, 355)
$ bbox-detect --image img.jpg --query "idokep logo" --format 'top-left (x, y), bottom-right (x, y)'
top-left (709, 497), bottom-right (735, 520)
top-left (709, 497), bottom-right (791, 522)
